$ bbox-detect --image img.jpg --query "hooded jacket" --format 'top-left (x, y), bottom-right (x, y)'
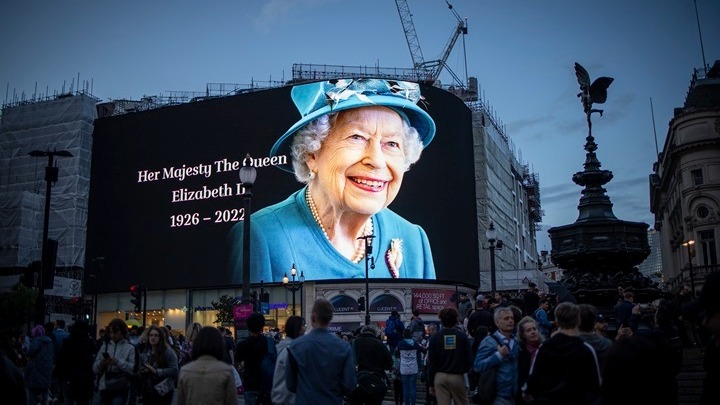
top-left (524, 333), bottom-right (601, 405)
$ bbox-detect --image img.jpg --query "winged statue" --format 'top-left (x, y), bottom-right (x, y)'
top-left (575, 62), bottom-right (613, 134)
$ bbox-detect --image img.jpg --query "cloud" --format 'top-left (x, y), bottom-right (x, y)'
top-left (255, 0), bottom-right (334, 32)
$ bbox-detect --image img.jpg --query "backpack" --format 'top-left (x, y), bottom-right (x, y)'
top-left (385, 317), bottom-right (403, 342)
top-left (259, 336), bottom-right (277, 394)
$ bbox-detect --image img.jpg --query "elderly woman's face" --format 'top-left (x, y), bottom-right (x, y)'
top-left (307, 106), bottom-right (406, 215)
top-left (522, 322), bottom-right (539, 343)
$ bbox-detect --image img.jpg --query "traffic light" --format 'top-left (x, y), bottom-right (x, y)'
top-left (358, 296), bottom-right (366, 312)
top-left (130, 284), bottom-right (143, 313)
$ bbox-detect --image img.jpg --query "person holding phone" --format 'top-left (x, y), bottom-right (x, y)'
top-left (93, 319), bottom-right (136, 405)
top-left (138, 326), bottom-right (178, 405)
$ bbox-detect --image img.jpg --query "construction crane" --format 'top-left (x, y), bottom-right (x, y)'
top-left (395, 0), bottom-right (468, 86)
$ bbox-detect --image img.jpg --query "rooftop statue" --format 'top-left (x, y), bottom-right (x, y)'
top-left (574, 62), bottom-right (614, 136)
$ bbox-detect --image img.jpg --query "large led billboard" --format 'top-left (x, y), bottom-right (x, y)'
top-left (86, 81), bottom-right (478, 291)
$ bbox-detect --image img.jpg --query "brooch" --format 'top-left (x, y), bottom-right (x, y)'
top-left (385, 239), bottom-right (403, 278)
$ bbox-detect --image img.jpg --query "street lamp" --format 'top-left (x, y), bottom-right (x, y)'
top-left (282, 263), bottom-right (304, 316)
top-left (682, 239), bottom-right (696, 297)
top-left (485, 221), bottom-right (503, 293)
top-left (358, 235), bottom-right (375, 325)
top-left (238, 154), bottom-right (257, 303)
top-left (29, 149), bottom-right (73, 325)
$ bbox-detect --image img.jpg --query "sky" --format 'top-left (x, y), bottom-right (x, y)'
top-left (2, 0), bottom-right (719, 252)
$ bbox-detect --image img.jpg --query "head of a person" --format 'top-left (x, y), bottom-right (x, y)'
top-left (282, 316), bottom-right (305, 340)
top-left (130, 325), bottom-right (138, 335)
top-left (146, 325), bottom-right (168, 352)
top-left (438, 307), bottom-right (459, 328)
top-left (578, 304), bottom-right (598, 333)
top-left (271, 79), bottom-right (436, 216)
top-left (427, 323), bottom-right (438, 336)
top-left (528, 282), bottom-right (537, 292)
top-left (56, 319), bottom-right (66, 330)
top-left (311, 298), bottom-right (334, 327)
top-left (247, 313), bottom-right (266, 334)
top-left (361, 324), bottom-right (380, 338)
top-left (554, 302), bottom-right (581, 329)
top-left (517, 316), bottom-right (541, 344)
top-left (107, 319), bottom-right (128, 342)
top-left (403, 328), bottom-right (413, 339)
top-left (700, 271), bottom-right (720, 335)
top-left (413, 309), bottom-right (420, 318)
top-left (31, 325), bottom-right (45, 338)
top-left (538, 298), bottom-right (549, 309)
top-left (623, 291), bottom-right (635, 302)
top-left (186, 322), bottom-right (202, 343)
top-left (44, 322), bottom-right (55, 336)
top-left (494, 307), bottom-right (515, 334)
top-left (391, 310), bottom-right (400, 318)
top-left (70, 320), bottom-right (89, 339)
top-left (191, 326), bottom-right (226, 361)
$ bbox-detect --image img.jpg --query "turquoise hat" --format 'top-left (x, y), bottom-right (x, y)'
top-left (270, 78), bottom-right (436, 173)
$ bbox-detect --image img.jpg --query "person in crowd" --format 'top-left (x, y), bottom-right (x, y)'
top-left (457, 294), bottom-right (472, 324)
top-left (55, 320), bottom-right (96, 405)
top-left (699, 271), bottom-right (720, 405)
top-left (577, 304), bottom-right (613, 368)
top-left (176, 326), bottom-right (236, 405)
top-left (0, 343), bottom-right (27, 405)
top-left (351, 324), bottom-right (393, 405)
top-left (287, 298), bottom-right (356, 404)
top-left (423, 323), bottom-right (438, 405)
top-left (236, 313), bottom-right (272, 405)
top-left (227, 79), bottom-right (438, 283)
top-left (523, 283), bottom-right (540, 316)
top-left (396, 328), bottom-right (426, 405)
top-left (428, 307), bottom-right (472, 405)
top-left (524, 302), bottom-right (601, 405)
top-left (178, 323), bottom-right (202, 368)
top-left (467, 299), bottom-right (495, 338)
top-left (272, 316), bottom-right (306, 405)
top-left (614, 291), bottom-right (636, 332)
top-left (138, 325), bottom-right (178, 405)
top-left (532, 298), bottom-right (554, 338)
top-left (408, 309), bottom-right (426, 343)
top-left (95, 328), bottom-right (106, 351)
top-left (385, 310), bottom-right (405, 355)
top-left (93, 319), bottom-right (136, 405)
top-left (24, 324), bottom-right (54, 405)
top-left (223, 327), bottom-right (235, 366)
top-left (473, 306), bottom-right (519, 405)
top-left (51, 319), bottom-right (70, 356)
top-left (516, 316), bottom-right (542, 404)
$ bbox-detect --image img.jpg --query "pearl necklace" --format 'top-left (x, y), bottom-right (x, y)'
top-left (306, 188), bottom-right (373, 264)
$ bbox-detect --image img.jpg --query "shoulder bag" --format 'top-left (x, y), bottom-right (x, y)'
top-left (471, 334), bottom-right (503, 405)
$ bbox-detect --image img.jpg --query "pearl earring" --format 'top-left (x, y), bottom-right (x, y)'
top-left (309, 171), bottom-right (316, 180)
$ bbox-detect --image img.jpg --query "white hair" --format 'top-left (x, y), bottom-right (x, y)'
top-left (290, 111), bottom-right (424, 183)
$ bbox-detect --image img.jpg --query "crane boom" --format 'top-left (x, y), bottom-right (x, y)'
top-left (395, 0), bottom-right (426, 69)
top-left (395, 0), bottom-right (468, 85)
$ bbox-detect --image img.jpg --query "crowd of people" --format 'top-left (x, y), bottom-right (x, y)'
top-left (1, 272), bottom-right (719, 405)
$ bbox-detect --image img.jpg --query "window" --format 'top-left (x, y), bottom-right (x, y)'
top-left (696, 206), bottom-right (709, 219)
top-left (691, 169), bottom-right (704, 186)
top-left (699, 230), bottom-right (717, 266)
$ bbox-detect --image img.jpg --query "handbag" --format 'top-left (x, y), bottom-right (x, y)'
top-left (353, 370), bottom-right (388, 399)
top-left (153, 377), bottom-right (174, 397)
top-left (103, 370), bottom-right (130, 391)
top-left (471, 335), bottom-right (503, 405)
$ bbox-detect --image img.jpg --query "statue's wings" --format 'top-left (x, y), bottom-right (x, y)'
top-left (574, 62), bottom-right (591, 89)
top-left (589, 77), bottom-right (614, 104)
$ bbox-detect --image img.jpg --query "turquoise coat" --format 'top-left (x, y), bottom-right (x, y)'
top-left (227, 187), bottom-right (436, 283)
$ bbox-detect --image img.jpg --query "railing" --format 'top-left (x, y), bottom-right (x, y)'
top-left (666, 264), bottom-right (719, 293)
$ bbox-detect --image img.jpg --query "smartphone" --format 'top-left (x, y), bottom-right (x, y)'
top-left (102, 352), bottom-right (110, 359)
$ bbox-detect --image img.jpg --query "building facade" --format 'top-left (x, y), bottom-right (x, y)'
top-left (650, 61), bottom-right (720, 294)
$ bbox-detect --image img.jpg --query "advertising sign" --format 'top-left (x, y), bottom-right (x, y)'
top-left (412, 288), bottom-right (456, 314)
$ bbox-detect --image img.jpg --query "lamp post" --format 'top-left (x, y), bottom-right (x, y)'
top-left (358, 235), bottom-right (375, 325)
top-left (282, 263), bottom-right (304, 316)
top-left (238, 154), bottom-right (257, 303)
top-left (682, 239), bottom-right (696, 297)
top-left (485, 221), bottom-right (502, 293)
top-left (29, 149), bottom-right (73, 325)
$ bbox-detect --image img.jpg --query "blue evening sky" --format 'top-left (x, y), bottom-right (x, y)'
top-left (2, 0), bottom-right (719, 251)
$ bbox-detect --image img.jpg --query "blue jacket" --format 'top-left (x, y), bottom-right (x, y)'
top-left (286, 327), bottom-right (356, 405)
top-left (227, 187), bottom-right (436, 283)
top-left (473, 332), bottom-right (519, 400)
top-left (533, 308), bottom-right (553, 337)
top-left (24, 335), bottom-right (54, 389)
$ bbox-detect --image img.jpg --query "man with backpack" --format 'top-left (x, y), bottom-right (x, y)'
top-left (408, 309), bottom-right (426, 343)
top-left (385, 310), bottom-right (405, 355)
top-left (236, 313), bottom-right (276, 405)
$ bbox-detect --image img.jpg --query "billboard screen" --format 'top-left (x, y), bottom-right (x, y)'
top-left (87, 81), bottom-right (478, 291)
